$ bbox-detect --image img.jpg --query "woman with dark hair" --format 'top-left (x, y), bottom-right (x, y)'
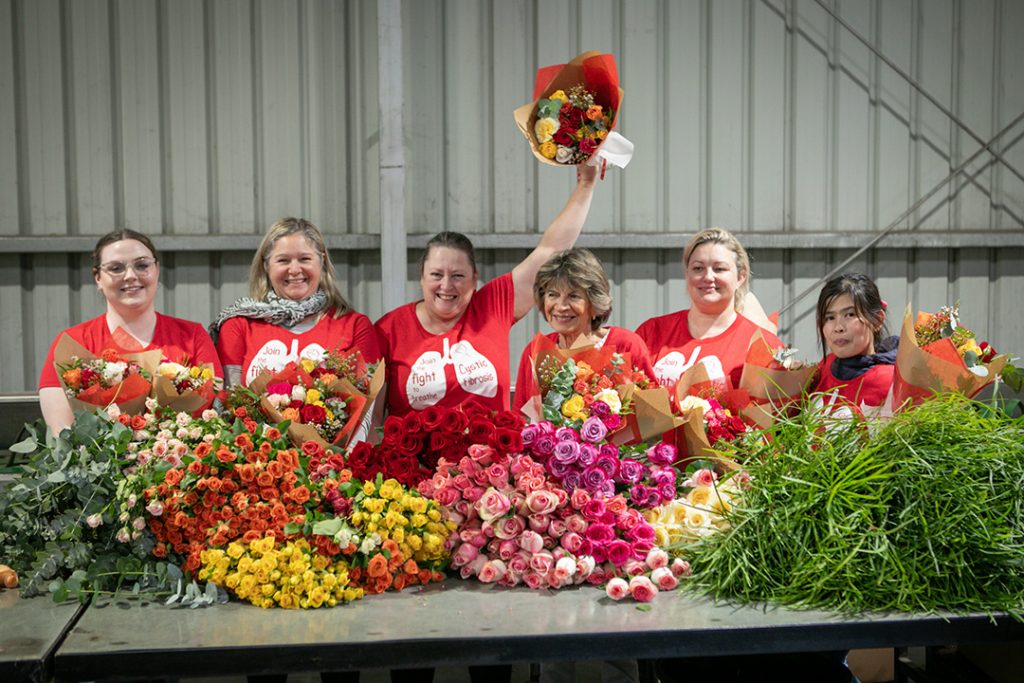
top-left (812, 272), bottom-right (897, 409)
top-left (38, 229), bottom-right (223, 434)
top-left (376, 166), bottom-right (598, 416)
top-left (512, 247), bottom-right (654, 411)
top-left (212, 217), bottom-right (381, 389)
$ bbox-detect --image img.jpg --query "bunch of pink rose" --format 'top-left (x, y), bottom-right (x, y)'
top-left (519, 420), bottom-right (679, 510)
top-left (418, 443), bottom-right (663, 590)
top-left (604, 547), bottom-right (693, 603)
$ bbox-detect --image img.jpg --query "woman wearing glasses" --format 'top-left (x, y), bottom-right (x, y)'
top-left (37, 229), bottom-right (223, 434)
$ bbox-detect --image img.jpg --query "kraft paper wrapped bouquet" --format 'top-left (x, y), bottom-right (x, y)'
top-left (514, 50), bottom-right (633, 170)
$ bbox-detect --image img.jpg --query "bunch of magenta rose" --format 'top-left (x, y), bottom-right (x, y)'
top-left (645, 461), bottom-right (749, 548)
top-left (344, 404), bottom-right (526, 488)
top-left (519, 420), bottom-right (679, 510)
top-left (153, 358), bottom-right (222, 414)
top-left (418, 442), bottom-right (662, 592)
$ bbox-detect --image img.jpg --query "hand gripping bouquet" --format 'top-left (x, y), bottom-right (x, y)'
top-left (153, 357), bottom-right (222, 414)
top-left (249, 351), bottom-right (384, 450)
top-left (514, 51), bottom-right (633, 171)
top-left (518, 333), bottom-right (679, 445)
top-left (893, 304), bottom-right (1010, 409)
top-left (53, 334), bottom-right (158, 415)
top-left (738, 331), bottom-right (817, 429)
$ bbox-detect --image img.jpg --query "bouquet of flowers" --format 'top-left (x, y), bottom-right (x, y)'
top-left (738, 332), bottom-right (816, 429)
top-left (345, 404), bottom-right (526, 489)
top-left (520, 333), bottom-right (676, 445)
top-left (514, 50), bottom-right (633, 170)
top-left (54, 335), bottom-right (158, 415)
top-left (250, 350), bottom-right (382, 449)
top-left (674, 395), bottom-right (747, 470)
top-left (893, 304), bottom-right (1010, 409)
top-left (153, 359), bottom-right (221, 414)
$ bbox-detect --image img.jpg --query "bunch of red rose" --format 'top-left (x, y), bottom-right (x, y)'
top-left (344, 404), bottom-right (527, 488)
top-left (144, 419), bottom-right (315, 575)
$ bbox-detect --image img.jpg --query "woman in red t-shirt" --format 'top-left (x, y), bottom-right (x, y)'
top-left (636, 228), bottom-right (780, 395)
top-left (812, 272), bottom-right (897, 412)
top-left (212, 218), bottom-right (382, 440)
top-left (376, 166), bottom-right (598, 417)
top-left (512, 247), bottom-right (654, 412)
top-left (38, 230), bottom-right (223, 435)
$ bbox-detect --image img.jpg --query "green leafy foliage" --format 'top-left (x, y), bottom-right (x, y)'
top-left (0, 412), bottom-right (177, 602)
top-left (683, 394), bottom-right (1024, 617)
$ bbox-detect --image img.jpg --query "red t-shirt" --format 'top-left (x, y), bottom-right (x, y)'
top-left (39, 313), bottom-right (223, 389)
top-left (511, 327), bottom-right (655, 412)
top-left (636, 310), bottom-right (781, 390)
top-left (814, 355), bottom-right (894, 408)
top-left (216, 309), bottom-right (382, 386)
top-left (375, 274), bottom-right (516, 417)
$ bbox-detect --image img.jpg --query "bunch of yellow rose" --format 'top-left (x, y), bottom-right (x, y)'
top-left (350, 478), bottom-right (455, 567)
top-left (199, 536), bottom-right (363, 609)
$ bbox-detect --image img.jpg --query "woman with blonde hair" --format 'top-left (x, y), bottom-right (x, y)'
top-left (212, 217), bottom-right (381, 388)
top-left (636, 227), bottom-right (779, 393)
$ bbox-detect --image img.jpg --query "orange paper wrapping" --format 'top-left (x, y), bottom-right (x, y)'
top-left (738, 331), bottom-right (817, 429)
top-left (892, 305), bottom-right (1009, 410)
top-left (153, 363), bottom-right (219, 415)
top-left (513, 51), bottom-right (623, 167)
top-left (53, 334), bottom-right (158, 416)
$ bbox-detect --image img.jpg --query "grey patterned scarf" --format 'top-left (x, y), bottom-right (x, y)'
top-left (208, 290), bottom-right (328, 342)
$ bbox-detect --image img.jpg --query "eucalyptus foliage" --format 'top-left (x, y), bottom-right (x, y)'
top-left (684, 394), bottom-right (1024, 616)
top-left (0, 411), bottom-right (179, 601)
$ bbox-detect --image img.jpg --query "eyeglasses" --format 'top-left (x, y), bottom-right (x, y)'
top-left (99, 258), bottom-right (158, 277)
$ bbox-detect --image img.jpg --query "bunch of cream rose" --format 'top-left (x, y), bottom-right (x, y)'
top-left (519, 420), bottom-right (679, 509)
top-left (645, 464), bottom-right (749, 546)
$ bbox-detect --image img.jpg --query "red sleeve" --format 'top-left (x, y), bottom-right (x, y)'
top-left (39, 332), bottom-right (67, 389)
top-left (348, 312), bottom-right (384, 363)
top-left (215, 316), bottom-right (249, 367)
top-left (512, 341), bottom-right (536, 412)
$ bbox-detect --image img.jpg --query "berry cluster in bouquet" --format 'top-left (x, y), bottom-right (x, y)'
top-left (153, 358), bottom-right (221, 415)
top-left (344, 403), bottom-right (526, 488)
top-left (894, 304), bottom-right (1014, 409)
top-left (514, 50), bottom-right (633, 171)
top-left (54, 334), bottom-right (159, 415)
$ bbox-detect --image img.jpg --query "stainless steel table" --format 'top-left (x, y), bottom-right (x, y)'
top-left (0, 589), bottom-right (85, 683)
top-left (53, 580), bottom-right (1024, 681)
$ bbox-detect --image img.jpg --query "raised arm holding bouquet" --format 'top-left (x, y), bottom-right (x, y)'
top-left (38, 230), bottom-right (223, 435)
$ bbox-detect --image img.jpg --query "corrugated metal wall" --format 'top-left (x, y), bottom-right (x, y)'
top-left (1, 0), bottom-right (1022, 393)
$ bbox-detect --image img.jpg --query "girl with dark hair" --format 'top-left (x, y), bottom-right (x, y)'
top-left (812, 272), bottom-right (898, 409)
top-left (38, 229), bottom-right (223, 434)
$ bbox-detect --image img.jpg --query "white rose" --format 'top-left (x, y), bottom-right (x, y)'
top-left (593, 388), bottom-right (622, 414)
top-left (291, 385), bottom-right (307, 402)
top-left (555, 145), bottom-right (574, 164)
top-left (157, 361), bottom-right (186, 379)
top-left (102, 361), bottom-right (128, 383)
top-left (678, 395), bottom-right (712, 415)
